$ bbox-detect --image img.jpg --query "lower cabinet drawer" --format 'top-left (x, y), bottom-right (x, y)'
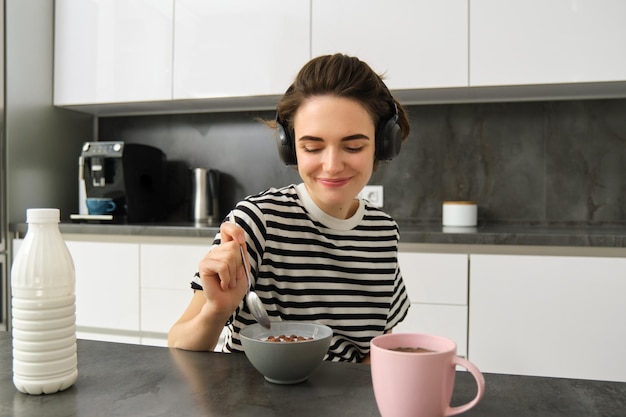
top-left (76, 329), bottom-right (141, 345)
top-left (140, 288), bottom-right (193, 335)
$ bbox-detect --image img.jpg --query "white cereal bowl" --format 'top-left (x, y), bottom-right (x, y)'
top-left (239, 321), bottom-right (333, 384)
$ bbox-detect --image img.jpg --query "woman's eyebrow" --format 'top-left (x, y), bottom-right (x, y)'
top-left (342, 134), bottom-right (370, 141)
top-left (297, 133), bottom-right (370, 142)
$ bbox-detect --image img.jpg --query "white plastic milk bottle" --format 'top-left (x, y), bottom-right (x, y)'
top-left (11, 208), bottom-right (78, 394)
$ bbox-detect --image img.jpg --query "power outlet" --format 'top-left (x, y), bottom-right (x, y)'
top-left (359, 185), bottom-right (384, 208)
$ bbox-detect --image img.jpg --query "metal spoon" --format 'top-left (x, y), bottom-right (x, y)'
top-left (229, 213), bottom-right (271, 330)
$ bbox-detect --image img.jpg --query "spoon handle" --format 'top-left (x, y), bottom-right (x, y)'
top-left (229, 212), bottom-right (252, 291)
top-left (228, 211), bottom-right (271, 330)
top-left (239, 245), bottom-right (253, 291)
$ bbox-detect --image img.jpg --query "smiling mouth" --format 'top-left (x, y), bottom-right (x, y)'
top-left (319, 178), bottom-right (350, 187)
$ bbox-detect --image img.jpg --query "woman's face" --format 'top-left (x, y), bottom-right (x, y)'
top-left (293, 95), bottom-right (376, 219)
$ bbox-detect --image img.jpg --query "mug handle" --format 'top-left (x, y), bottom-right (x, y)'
top-left (106, 201), bottom-right (116, 211)
top-left (444, 356), bottom-right (486, 416)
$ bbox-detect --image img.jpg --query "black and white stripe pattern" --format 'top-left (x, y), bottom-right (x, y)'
top-left (192, 183), bottom-right (410, 362)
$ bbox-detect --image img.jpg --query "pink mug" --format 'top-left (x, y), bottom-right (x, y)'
top-left (371, 333), bottom-right (485, 417)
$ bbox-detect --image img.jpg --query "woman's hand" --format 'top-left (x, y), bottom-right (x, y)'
top-left (197, 222), bottom-right (249, 319)
top-left (168, 221), bottom-right (250, 351)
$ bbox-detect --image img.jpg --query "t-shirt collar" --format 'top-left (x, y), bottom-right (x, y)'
top-left (294, 183), bottom-right (365, 231)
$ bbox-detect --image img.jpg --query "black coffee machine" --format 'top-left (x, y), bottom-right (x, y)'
top-left (77, 141), bottom-right (167, 223)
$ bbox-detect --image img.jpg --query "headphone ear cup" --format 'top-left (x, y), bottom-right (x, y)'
top-left (376, 114), bottom-right (402, 161)
top-left (276, 120), bottom-right (297, 165)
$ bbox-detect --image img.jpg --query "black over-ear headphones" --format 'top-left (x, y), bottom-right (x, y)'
top-left (276, 102), bottom-right (402, 166)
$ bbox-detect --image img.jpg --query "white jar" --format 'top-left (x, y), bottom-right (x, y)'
top-left (442, 201), bottom-right (477, 227)
top-left (11, 208), bottom-right (78, 395)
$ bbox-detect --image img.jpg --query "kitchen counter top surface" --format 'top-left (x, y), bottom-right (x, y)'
top-left (11, 221), bottom-right (626, 248)
top-left (1, 333), bottom-right (625, 417)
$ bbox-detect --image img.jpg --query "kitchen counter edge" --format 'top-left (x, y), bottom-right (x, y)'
top-left (9, 222), bottom-right (626, 249)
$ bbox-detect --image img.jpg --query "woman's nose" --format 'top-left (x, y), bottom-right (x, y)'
top-left (322, 148), bottom-right (343, 173)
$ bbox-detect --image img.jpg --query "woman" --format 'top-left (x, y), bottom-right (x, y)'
top-left (168, 53), bottom-right (411, 362)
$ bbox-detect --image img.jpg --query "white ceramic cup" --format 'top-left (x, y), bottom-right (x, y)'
top-left (442, 201), bottom-right (477, 227)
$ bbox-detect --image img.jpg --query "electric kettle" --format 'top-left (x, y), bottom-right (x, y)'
top-left (191, 168), bottom-right (220, 225)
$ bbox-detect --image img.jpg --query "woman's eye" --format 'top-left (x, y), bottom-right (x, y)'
top-left (301, 145), bottom-right (364, 153)
top-left (303, 147), bottom-right (322, 153)
top-left (346, 146), bottom-right (364, 153)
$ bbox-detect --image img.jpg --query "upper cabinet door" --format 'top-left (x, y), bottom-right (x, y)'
top-left (54, 0), bottom-right (174, 105)
top-left (470, 0), bottom-right (626, 86)
top-left (173, 0), bottom-right (310, 99)
top-left (311, 0), bottom-right (469, 90)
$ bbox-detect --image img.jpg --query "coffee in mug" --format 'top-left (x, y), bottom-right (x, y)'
top-left (388, 346), bottom-right (433, 353)
top-left (371, 333), bottom-right (485, 417)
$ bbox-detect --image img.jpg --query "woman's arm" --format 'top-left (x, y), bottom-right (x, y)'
top-left (168, 223), bottom-right (249, 351)
top-left (167, 291), bottom-right (230, 351)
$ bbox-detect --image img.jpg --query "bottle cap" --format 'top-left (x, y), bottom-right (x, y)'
top-left (26, 208), bottom-right (60, 223)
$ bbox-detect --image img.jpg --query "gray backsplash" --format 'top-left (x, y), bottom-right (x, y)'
top-left (98, 98), bottom-right (626, 226)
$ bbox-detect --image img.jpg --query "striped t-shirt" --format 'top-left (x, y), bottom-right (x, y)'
top-left (192, 183), bottom-right (410, 362)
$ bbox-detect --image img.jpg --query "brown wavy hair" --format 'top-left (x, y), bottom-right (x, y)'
top-left (267, 54), bottom-right (410, 166)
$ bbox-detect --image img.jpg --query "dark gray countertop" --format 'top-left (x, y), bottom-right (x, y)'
top-left (399, 222), bottom-right (626, 248)
top-left (2, 333), bottom-right (625, 417)
top-left (10, 221), bottom-right (221, 239)
top-left (9, 221), bottom-right (626, 248)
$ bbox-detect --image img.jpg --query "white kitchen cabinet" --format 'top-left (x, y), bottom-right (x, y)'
top-left (312, 0), bottom-right (468, 90)
top-left (53, 0), bottom-right (626, 114)
top-left (469, 254), bottom-right (626, 382)
top-left (139, 242), bottom-right (209, 346)
top-left (395, 252), bottom-right (468, 356)
top-left (54, 0), bottom-right (173, 105)
top-left (173, 0), bottom-right (310, 99)
top-left (470, 0), bottom-right (626, 86)
top-left (65, 240), bottom-right (141, 344)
